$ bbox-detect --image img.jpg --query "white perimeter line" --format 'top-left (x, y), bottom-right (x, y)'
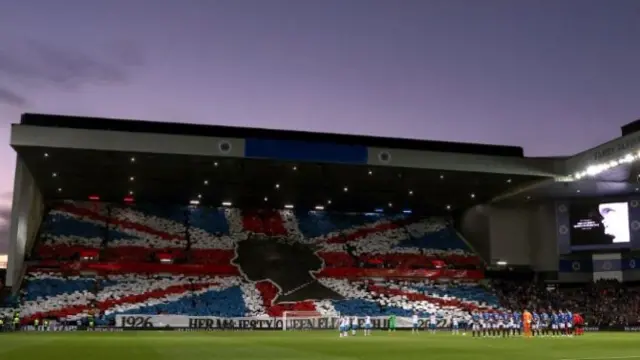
top-left (560, 356), bottom-right (640, 360)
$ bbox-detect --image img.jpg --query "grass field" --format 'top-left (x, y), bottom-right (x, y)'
top-left (0, 331), bottom-right (638, 360)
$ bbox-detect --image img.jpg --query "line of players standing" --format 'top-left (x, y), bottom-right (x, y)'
top-left (468, 309), bottom-right (585, 337)
top-left (337, 309), bottom-right (585, 337)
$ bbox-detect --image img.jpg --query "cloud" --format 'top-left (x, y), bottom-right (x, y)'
top-left (0, 39), bottom-right (145, 102)
top-left (0, 87), bottom-right (28, 107)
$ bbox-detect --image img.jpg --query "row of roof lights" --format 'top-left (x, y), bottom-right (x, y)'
top-left (573, 152), bottom-right (639, 179)
top-left (78, 192), bottom-right (454, 211)
top-left (186, 200), bottom-right (452, 212)
top-left (45, 154), bottom-right (511, 186)
top-left (51, 171), bottom-right (478, 201)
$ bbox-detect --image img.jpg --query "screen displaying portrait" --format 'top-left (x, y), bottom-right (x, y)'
top-left (569, 202), bottom-right (631, 249)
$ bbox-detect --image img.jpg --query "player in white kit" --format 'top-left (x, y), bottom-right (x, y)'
top-left (339, 316), bottom-right (349, 337)
top-left (351, 316), bottom-right (358, 335)
top-left (429, 313), bottom-right (437, 334)
top-left (364, 315), bottom-right (372, 336)
top-left (411, 313), bottom-right (419, 334)
top-left (452, 314), bottom-right (460, 335)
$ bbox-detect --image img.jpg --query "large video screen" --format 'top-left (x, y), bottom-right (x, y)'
top-left (569, 202), bottom-right (631, 249)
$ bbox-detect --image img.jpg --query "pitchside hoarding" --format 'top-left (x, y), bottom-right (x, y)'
top-left (115, 315), bottom-right (450, 330)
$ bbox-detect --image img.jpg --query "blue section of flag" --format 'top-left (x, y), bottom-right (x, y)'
top-left (245, 138), bottom-right (367, 164)
top-left (558, 259), bottom-right (592, 273)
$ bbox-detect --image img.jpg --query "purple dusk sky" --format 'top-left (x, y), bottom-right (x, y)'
top-left (0, 0), bottom-right (639, 252)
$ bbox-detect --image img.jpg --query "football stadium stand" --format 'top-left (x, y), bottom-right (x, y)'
top-left (1, 201), bottom-right (492, 324)
top-left (8, 113), bottom-right (640, 330)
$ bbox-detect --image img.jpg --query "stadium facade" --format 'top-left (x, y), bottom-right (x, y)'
top-left (3, 113), bottom-right (640, 325)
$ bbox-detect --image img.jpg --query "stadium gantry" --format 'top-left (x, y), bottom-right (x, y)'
top-left (3, 113), bottom-right (640, 332)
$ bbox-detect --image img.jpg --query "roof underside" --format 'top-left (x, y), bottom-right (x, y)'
top-left (20, 113), bottom-right (525, 157)
top-left (17, 146), bottom-right (544, 214)
top-left (516, 161), bottom-right (640, 200)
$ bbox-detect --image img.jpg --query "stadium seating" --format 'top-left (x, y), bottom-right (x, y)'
top-left (4, 201), bottom-right (491, 323)
top-left (1, 271), bottom-right (495, 323)
top-left (33, 202), bottom-right (481, 268)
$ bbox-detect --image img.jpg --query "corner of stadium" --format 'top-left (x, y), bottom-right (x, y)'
top-left (3, 113), bottom-right (640, 358)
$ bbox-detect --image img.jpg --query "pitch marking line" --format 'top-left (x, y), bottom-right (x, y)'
top-left (560, 356), bottom-right (640, 360)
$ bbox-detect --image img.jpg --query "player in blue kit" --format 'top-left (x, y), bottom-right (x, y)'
top-left (541, 311), bottom-right (550, 336)
top-left (532, 311), bottom-right (540, 336)
top-left (496, 312), bottom-right (506, 337)
top-left (558, 310), bottom-right (567, 336)
top-left (505, 311), bottom-right (515, 337)
top-left (551, 311), bottom-right (559, 336)
top-left (482, 311), bottom-right (491, 337)
top-left (511, 310), bottom-right (521, 336)
top-left (471, 311), bottom-right (481, 337)
top-left (565, 309), bottom-right (573, 336)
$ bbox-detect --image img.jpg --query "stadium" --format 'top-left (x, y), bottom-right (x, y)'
top-left (2, 113), bottom-right (640, 360)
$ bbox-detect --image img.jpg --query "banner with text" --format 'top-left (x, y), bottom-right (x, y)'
top-left (115, 315), bottom-right (452, 330)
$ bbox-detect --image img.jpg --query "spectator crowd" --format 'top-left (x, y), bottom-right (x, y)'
top-left (492, 279), bottom-right (640, 327)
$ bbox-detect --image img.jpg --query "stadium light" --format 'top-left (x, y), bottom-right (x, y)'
top-left (315, 205), bottom-right (325, 210)
top-left (190, 200), bottom-right (200, 205)
top-left (284, 204), bottom-right (294, 209)
top-left (573, 152), bottom-right (639, 180)
top-left (222, 201), bottom-right (232, 206)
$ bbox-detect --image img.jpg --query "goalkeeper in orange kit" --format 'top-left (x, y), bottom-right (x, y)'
top-left (522, 309), bottom-right (532, 338)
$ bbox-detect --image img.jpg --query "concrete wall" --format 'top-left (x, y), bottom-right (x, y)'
top-left (6, 157), bottom-right (43, 287)
top-left (458, 202), bottom-right (558, 270)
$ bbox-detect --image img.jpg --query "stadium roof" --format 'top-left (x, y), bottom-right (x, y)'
top-left (11, 113), bottom-right (561, 213)
top-left (495, 127), bottom-right (640, 202)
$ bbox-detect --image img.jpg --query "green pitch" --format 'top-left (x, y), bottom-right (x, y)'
top-left (0, 331), bottom-right (638, 360)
